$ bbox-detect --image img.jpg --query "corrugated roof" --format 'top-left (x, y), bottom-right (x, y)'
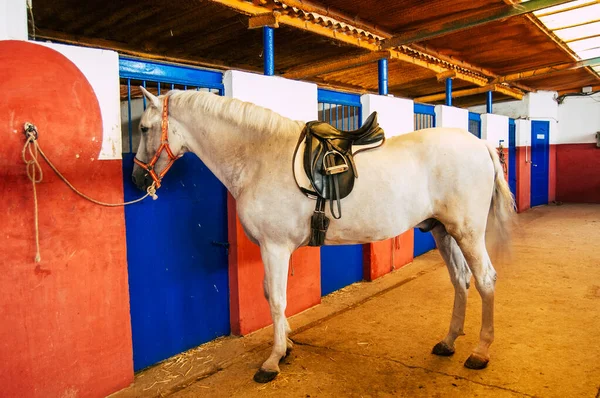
top-left (532, 0), bottom-right (600, 75)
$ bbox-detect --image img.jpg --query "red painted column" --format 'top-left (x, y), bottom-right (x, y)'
top-left (0, 41), bottom-right (133, 397)
top-left (363, 230), bottom-right (414, 281)
top-left (228, 194), bottom-right (321, 335)
top-left (516, 146), bottom-right (531, 213)
top-left (549, 144), bottom-right (557, 203)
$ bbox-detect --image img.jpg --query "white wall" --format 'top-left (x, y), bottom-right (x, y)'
top-left (434, 105), bottom-right (468, 131)
top-left (1, 0), bottom-right (27, 40)
top-left (37, 42), bottom-right (122, 160)
top-left (557, 93), bottom-right (600, 144)
top-left (481, 113), bottom-right (509, 147)
top-left (224, 70), bottom-right (318, 122)
top-left (469, 91), bottom-right (565, 144)
top-left (470, 98), bottom-right (528, 120)
top-left (515, 119), bottom-right (531, 147)
top-left (360, 94), bottom-right (414, 138)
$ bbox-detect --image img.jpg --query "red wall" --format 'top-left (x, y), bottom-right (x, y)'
top-left (0, 41), bottom-right (133, 397)
top-left (556, 143), bottom-right (600, 203)
top-left (363, 230), bottom-right (414, 281)
top-left (227, 194), bottom-right (321, 335)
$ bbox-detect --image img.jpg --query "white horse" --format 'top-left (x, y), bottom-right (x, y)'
top-left (133, 87), bottom-right (515, 383)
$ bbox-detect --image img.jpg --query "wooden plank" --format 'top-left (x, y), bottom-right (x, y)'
top-left (381, 0), bottom-right (574, 48)
top-left (388, 50), bottom-right (489, 87)
top-left (415, 84), bottom-right (523, 102)
top-left (283, 51), bottom-right (390, 79)
top-left (35, 28), bottom-right (262, 74)
top-left (495, 56), bottom-right (600, 82)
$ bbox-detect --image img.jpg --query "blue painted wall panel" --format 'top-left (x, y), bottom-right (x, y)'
top-left (413, 229), bottom-right (436, 257)
top-left (320, 245), bottom-right (364, 296)
top-left (122, 153), bottom-right (230, 371)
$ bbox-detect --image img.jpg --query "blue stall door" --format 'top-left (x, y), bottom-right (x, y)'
top-left (530, 121), bottom-right (550, 207)
top-left (320, 245), bottom-right (364, 296)
top-left (122, 153), bottom-right (230, 371)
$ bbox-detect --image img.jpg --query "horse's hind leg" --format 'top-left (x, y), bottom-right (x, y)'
top-left (254, 242), bottom-right (292, 383)
top-left (430, 224), bottom-right (472, 357)
top-left (453, 230), bottom-right (497, 370)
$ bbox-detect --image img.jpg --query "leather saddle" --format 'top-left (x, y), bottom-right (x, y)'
top-left (294, 112), bottom-right (385, 246)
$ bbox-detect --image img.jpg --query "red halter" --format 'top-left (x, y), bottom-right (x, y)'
top-left (134, 95), bottom-right (180, 188)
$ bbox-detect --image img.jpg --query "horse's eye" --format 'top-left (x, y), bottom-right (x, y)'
top-left (140, 126), bottom-right (149, 133)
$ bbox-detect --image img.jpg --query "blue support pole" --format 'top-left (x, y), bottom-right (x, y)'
top-left (486, 90), bottom-right (493, 113)
top-left (263, 27), bottom-right (274, 76)
top-left (378, 58), bottom-right (388, 95)
top-left (445, 78), bottom-right (453, 106)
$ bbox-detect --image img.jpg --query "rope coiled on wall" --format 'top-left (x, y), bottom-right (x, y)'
top-left (21, 122), bottom-right (157, 263)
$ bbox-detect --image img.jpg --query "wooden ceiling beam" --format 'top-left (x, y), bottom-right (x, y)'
top-left (283, 51), bottom-right (390, 79)
top-left (415, 84), bottom-right (524, 103)
top-left (381, 0), bottom-right (574, 48)
top-left (494, 56), bottom-right (600, 82)
top-left (388, 50), bottom-right (489, 86)
top-left (34, 28), bottom-right (262, 74)
top-left (409, 43), bottom-right (536, 92)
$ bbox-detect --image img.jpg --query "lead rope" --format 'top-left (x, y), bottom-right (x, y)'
top-left (21, 123), bottom-right (158, 262)
top-left (497, 141), bottom-right (508, 175)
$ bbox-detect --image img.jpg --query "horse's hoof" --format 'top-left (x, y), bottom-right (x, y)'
top-left (431, 341), bottom-right (455, 357)
top-left (253, 368), bottom-right (279, 383)
top-left (464, 353), bottom-right (489, 370)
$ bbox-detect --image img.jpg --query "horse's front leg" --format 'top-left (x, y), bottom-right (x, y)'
top-left (254, 242), bottom-right (292, 383)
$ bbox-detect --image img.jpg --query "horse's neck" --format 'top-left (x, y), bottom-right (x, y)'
top-left (178, 107), bottom-right (301, 199)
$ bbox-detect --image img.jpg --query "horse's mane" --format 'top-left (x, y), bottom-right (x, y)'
top-left (169, 90), bottom-right (303, 138)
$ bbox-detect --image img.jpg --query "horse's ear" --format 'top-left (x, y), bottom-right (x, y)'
top-left (140, 86), bottom-right (160, 108)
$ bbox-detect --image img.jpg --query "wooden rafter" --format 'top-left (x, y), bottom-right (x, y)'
top-left (415, 84), bottom-right (524, 103)
top-left (381, 0), bottom-right (574, 48)
top-left (409, 43), bottom-right (537, 93)
top-left (494, 56), bottom-right (600, 82)
top-left (208, 0), bottom-right (499, 90)
top-left (283, 51), bottom-right (390, 79)
top-left (34, 28), bottom-right (262, 74)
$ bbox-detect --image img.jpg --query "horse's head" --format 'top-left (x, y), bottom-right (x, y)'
top-left (132, 86), bottom-right (186, 191)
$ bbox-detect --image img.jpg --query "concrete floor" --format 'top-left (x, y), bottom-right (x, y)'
top-left (112, 204), bottom-right (600, 398)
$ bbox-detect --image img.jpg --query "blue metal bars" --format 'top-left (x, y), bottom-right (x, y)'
top-left (468, 112), bottom-right (482, 138)
top-left (414, 103), bottom-right (435, 130)
top-left (317, 88), bottom-right (361, 130)
top-left (119, 57), bottom-right (223, 153)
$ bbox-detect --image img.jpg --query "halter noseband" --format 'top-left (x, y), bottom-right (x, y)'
top-left (134, 95), bottom-right (180, 188)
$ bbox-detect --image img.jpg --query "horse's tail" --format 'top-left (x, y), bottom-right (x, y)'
top-left (484, 142), bottom-right (516, 258)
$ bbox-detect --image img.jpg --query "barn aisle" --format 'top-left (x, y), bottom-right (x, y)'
top-left (114, 204), bottom-right (600, 398)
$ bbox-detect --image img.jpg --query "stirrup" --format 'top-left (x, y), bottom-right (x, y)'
top-left (323, 150), bottom-right (349, 175)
